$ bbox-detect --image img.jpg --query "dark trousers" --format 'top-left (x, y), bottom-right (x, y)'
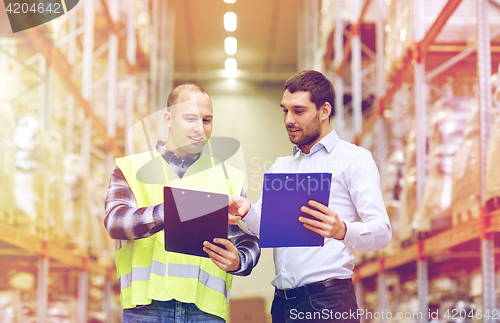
top-left (271, 280), bottom-right (360, 323)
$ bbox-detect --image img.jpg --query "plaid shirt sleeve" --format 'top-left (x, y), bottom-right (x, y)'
top-left (227, 223), bottom-right (261, 276)
top-left (104, 165), bottom-right (260, 275)
top-left (104, 166), bottom-right (164, 240)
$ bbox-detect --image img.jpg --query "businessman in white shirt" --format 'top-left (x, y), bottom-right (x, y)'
top-left (229, 70), bottom-right (392, 323)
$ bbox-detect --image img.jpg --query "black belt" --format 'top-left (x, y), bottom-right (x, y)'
top-left (275, 278), bottom-right (352, 300)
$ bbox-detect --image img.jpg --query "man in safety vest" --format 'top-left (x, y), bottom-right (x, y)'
top-left (105, 83), bottom-right (260, 322)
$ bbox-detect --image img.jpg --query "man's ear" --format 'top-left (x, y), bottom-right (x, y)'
top-left (164, 111), bottom-right (172, 127)
top-left (320, 102), bottom-right (331, 121)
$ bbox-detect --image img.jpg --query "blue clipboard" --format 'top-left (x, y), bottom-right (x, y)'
top-left (259, 173), bottom-right (332, 248)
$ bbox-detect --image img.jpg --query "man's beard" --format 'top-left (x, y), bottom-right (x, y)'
top-left (287, 113), bottom-right (321, 147)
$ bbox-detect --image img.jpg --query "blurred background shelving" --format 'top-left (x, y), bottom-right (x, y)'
top-left (0, 0), bottom-right (170, 321)
top-left (1, 0), bottom-right (500, 322)
top-left (318, 1), bottom-right (500, 322)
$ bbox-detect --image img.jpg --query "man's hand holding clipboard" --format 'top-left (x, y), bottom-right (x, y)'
top-left (228, 173), bottom-right (347, 247)
top-left (164, 186), bottom-right (241, 271)
top-left (298, 200), bottom-right (347, 240)
top-left (203, 238), bottom-right (240, 272)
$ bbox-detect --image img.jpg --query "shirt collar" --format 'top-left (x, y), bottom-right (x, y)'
top-left (292, 130), bottom-right (340, 157)
top-left (155, 140), bottom-right (201, 165)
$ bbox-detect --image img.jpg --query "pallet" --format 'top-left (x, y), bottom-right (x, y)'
top-left (452, 203), bottom-right (481, 226)
top-left (35, 219), bottom-right (50, 240)
top-left (65, 238), bottom-right (87, 255)
top-left (418, 215), bottom-right (453, 239)
top-left (401, 216), bottom-right (452, 247)
top-left (49, 231), bottom-right (67, 248)
top-left (401, 236), bottom-right (417, 248)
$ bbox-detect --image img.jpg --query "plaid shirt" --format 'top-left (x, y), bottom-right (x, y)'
top-left (104, 141), bottom-right (260, 276)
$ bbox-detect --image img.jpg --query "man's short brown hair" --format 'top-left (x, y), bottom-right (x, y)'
top-left (284, 70), bottom-right (335, 118)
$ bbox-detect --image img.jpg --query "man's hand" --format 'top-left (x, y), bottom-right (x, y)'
top-left (228, 196), bottom-right (251, 225)
top-left (203, 238), bottom-right (241, 272)
top-left (298, 200), bottom-right (347, 240)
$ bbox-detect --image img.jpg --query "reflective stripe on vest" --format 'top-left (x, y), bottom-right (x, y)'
top-left (120, 260), bottom-right (166, 289)
top-left (168, 263), bottom-right (231, 303)
top-left (119, 262), bottom-right (231, 303)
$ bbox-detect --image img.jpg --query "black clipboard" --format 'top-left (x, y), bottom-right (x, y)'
top-left (164, 186), bottom-right (228, 258)
top-left (259, 173), bottom-right (332, 248)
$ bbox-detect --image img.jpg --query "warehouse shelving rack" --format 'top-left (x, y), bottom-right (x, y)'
top-left (321, 0), bottom-right (500, 322)
top-left (0, 0), bottom-right (174, 322)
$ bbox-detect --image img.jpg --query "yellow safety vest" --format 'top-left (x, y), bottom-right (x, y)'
top-left (114, 149), bottom-right (244, 320)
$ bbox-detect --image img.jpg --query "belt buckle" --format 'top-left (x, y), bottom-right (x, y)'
top-left (283, 288), bottom-right (297, 300)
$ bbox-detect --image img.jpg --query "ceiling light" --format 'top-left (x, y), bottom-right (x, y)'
top-left (224, 37), bottom-right (237, 55)
top-left (225, 58), bottom-right (237, 78)
top-left (224, 0), bottom-right (236, 3)
top-left (224, 12), bottom-right (237, 32)
top-left (225, 58), bottom-right (237, 70)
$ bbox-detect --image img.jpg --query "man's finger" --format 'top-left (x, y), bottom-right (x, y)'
top-left (213, 238), bottom-right (233, 247)
top-left (206, 252), bottom-right (227, 269)
top-left (213, 238), bottom-right (238, 255)
top-left (203, 246), bottom-right (227, 263)
top-left (210, 257), bottom-right (225, 268)
top-left (299, 216), bottom-right (328, 230)
top-left (239, 204), bottom-right (250, 215)
top-left (203, 241), bottom-right (225, 255)
top-left (308, 200), bottom-right (331, 214)
top-left (228, 196), bottom-right (251, 217)
top-left (302, 223), bottom-right (328, 238)
top-left (228, 214), bottom-right (241, 225)
top-left (300, 206), bottom-right (329, 222)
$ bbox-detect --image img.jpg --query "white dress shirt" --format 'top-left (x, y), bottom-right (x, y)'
top-left (243, 130), bottom-right (392, 290)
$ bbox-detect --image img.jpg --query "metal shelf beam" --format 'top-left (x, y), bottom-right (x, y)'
top-left (24, 30), bottom-right (122, 157)
top-left (36, 258), bottom-right (49, 323)
top-left (335, 0), bottom-right (372, 77)
top-left (106, 0), bottom-right (119, 176)
top-left (334, 0), bottom-right (345, 137)
top-left (477, 0), bottom-right (496, 319)
top-left (354, 0), bottom-right (464, 144)
top-left (351, 0), bottom-right (363, 134)
top-left (0, 223), bottom-right (111, 276)
top-left (353, 210), bottom-right (500, 280)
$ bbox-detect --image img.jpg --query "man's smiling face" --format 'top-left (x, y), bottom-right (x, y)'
top-left (165, 91), bottom-right (213, 159)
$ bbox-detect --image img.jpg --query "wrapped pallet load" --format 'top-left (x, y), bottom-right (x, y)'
top-left (48, 132), bottom-right (66, 244)
top-left (385, 0), bottom-right (412, 77)
top-left (88, 164), bottom-right (110, 264)
top-left (486, 85), bottom-right (500, 213)
top-left (0, 290), bottom-right (23, 322)
top-left (414, 96), bottom-right (473, 235)
top-left (400, 130), bottom-right (417, 244)
top-left (451, 101), bottom-right (481, 225)
top-left (382, 150), bottom-right (405, 254)
top-left (0, 103), bottom-right (16, 225)
top-left (13, 114), bottom-right (51, 237)
top-left (64, 154), bottom-right (90, 253)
